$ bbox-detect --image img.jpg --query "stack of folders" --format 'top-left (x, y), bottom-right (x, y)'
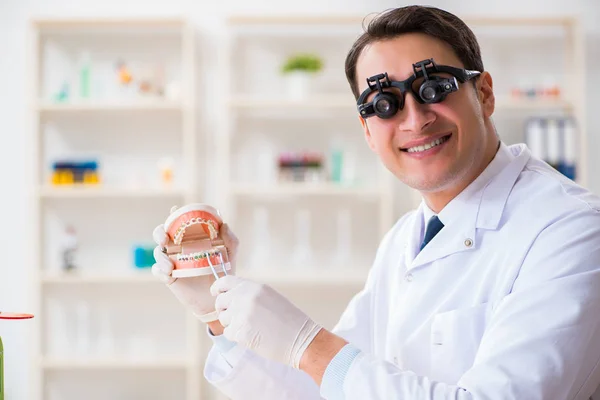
top-left (524, 116), bottom-right (577, 181)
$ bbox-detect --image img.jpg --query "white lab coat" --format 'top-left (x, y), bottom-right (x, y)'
top-left (203, 143), bottom-right (600, 400)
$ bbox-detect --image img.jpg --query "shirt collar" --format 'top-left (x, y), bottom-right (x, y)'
top-left (423, 202), bottom-right (436, 227)
top-left (420, 141), bottom-right (512, 230)
top-left (436, 141), bottom-right (513, 227)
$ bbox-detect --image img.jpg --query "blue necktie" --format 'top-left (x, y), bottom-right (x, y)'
top-left (420, 215), bottom-right (444, 251)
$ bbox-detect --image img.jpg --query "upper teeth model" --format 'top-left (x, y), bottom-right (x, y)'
top-left (407, 136), bottom-right (447, 153)
top-left (173, 217), bottom-right (219, 245)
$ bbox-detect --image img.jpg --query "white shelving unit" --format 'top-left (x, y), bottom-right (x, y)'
top-left (220, 15), bottom-right (396, 286)
top-left (28, 18), bottom-right (202, 400)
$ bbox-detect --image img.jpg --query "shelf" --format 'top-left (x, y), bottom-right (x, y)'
top-left (41, 271), bottom-right (157, 284)
top-left (34, 17), bottom-right (187, 29)
top-left (227, 15), bottom-right (577, 27)
top-left (230, 182), bottom-right (382, 197)
top-left (37, 186), bottom-right (187, 199)
top-left (495, 97), bottom-right (573, 111)
top-left (228, 95), bottom-right (355, 110)
top-left (30, 15), bottom-right (200, 400)
top-left (40, 358), bottom-right (188, 370)
top-left (238, 267), bottom-right (369, 287)
top-left (40, 269), bottom-right (368, 286)
top-left (40, 269), bottom-right (367, 287)
top-left (38, 100), bottom-right (184, 113)
top-left (227, 15), bottom-right (365, 25)
top-left (463, 16), bottom-right (577, 27)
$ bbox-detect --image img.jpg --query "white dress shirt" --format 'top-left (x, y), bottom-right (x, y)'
top-left (204, 142), bottom-right (600, 400)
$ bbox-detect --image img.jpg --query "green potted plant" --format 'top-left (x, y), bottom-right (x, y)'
top-left (281, 53), bottom-right (323, 99)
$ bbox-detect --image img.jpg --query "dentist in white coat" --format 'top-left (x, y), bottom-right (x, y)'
top-left (152, 5), bottom-right (600, 400)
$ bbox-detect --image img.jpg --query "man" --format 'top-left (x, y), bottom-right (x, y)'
top-left (152, 5), bottom-right (600, 399)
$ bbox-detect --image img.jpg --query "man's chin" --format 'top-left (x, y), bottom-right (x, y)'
top-left (399, 172), bottom-right (457, 194)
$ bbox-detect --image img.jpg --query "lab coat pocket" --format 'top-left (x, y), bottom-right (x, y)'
top-left (430, 302), bottom-right (490, 384)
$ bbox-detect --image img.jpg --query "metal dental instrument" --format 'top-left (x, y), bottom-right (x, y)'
top-left (206, 250), bottom-right (228, 279)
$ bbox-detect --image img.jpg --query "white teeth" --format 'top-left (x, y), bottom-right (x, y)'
top-left (173, 218), bottom-right (219, 245)
top-left (176, 249), bottom-right (221, 262)
top-left (406, 136), bottom-right (447, 153)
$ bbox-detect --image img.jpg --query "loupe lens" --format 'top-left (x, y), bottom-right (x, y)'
top-left (421, 85), bottom-right (437, 101)
top-left (375, 98), bottom-right (391, 113)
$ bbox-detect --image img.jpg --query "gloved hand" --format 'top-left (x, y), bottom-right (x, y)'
top-left (210, 276), bottom-right (322, 369)
top-left (152, 222), bottom-right (239, 323)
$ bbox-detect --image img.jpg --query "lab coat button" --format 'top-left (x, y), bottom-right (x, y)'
top-left (464, 238), bottom-right (473, 247)
top-left (405, 273), bottom-right (413, 282)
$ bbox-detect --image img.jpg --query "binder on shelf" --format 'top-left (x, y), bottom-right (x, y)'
top-left (524, 116), bottom-right (578, 181)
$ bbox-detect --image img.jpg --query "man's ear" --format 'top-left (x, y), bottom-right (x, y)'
top-left (359, 115), bottom-right (376, 152)
top-left (477, 71), bottom-right (495, 118)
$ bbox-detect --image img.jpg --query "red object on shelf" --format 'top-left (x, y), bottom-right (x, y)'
top-left (0, 312), bottom-right (34, 320)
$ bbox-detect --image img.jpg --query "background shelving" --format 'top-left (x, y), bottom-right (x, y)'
top-left (29, 17), bottom-right (202, 400)
top-left (466, 16), bottom-right (587, 187)
top-left (220, 29), bottom-right (394, 289)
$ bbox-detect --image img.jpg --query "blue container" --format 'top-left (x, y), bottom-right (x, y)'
top-left (133, 245), bottom-right (155, 268)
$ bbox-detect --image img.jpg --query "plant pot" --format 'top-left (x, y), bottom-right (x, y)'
top-left (284, 71), bottom-right (313, 100)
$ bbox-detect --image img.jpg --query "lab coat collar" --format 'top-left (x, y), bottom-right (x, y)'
top-left (407, 142), bottom-right (531, 269)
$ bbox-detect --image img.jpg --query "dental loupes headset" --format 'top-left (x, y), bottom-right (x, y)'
top-left (357, 58), bottom-right (481, 119)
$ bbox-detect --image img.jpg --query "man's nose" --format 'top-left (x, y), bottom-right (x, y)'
top-left (397, 94), bottom-right (436, 133)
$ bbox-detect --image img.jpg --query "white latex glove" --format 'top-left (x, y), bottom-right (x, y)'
top-left (152, 223), bottom-right (239, 323)
top-left (210, 275), bottom-right (322, 368)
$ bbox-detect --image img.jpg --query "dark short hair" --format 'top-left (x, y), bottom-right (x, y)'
top-left (345, 6), bottom-right (484, 99)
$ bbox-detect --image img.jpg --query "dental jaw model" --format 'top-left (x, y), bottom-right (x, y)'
top-left (162, 204), bottom-right (231, 279)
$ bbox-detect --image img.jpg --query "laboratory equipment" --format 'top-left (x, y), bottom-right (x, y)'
top-left (248, 206), bottom-right (271, 269)
top-left (525, 116), bottom-right (578, 181)
top-left (559, 118), bottom-right (577, 181)
top-left (545, 118), bottom-right (561, 171)
top-left (278, 151), bottom-right (325, 182)
top-left (133, 244), bottom-right (155, 268)
top-left (61, 225), bottom-right (78, 272)
top-left (75, 302), bottom-right (91, 357)
top-left (291, 208), bottom-right (313, 267)
top-left (51, 160), bottom-right (100, 185)
top-left (332, 208), bottom-right (352, 267)
top-left (0, 312), bottom-right (34, 400)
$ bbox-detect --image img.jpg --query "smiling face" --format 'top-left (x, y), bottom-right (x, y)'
top-left (356, 33), bottom-right (497, 207)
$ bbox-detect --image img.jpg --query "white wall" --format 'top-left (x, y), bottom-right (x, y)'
top-left (0, 0), bottom-right (598, 398)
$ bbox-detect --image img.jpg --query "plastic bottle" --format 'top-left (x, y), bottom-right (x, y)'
top-left (0, 336), bottom-right (4, 400)
top-left (249, 207), bottom-right (270, 269)
top-left (525, 118), bottom-right (546, 161)
top-left (78, 51), bottom-right (91, 99)
top-left (545, 118), bottom-right (562, 171)
top-left (330, 140), bottom-right (344, 183)
top-left (291, 208), bottom-right (312, 267)
top-left (62, 225), bottom-right (78, 272)
top-left (75, 302), bottom-right (91, 357)
top-left (332, 208), bottom-right (351, 267)
top-left (560, 118), bottom-right (577, 181)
